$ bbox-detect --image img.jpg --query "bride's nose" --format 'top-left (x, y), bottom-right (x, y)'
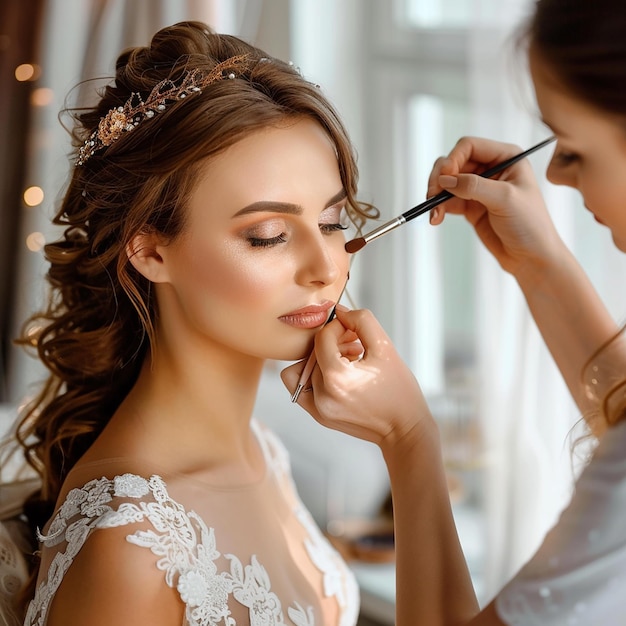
top-left (294, 233), bottom-right (341, 287)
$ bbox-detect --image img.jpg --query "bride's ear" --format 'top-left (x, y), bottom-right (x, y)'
top-left (126, 231), bottom-right (171, 283)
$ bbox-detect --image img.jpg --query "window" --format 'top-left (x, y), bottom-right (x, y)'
top-left (358, 0), bottom-right (488, 601)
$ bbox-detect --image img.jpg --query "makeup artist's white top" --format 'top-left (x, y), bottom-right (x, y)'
top-left (496, 419), bottom-right (626, 625)
top-left (24, 419), bottom-right (359, 626)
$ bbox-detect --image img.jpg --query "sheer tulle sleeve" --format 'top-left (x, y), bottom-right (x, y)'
top-left (24, 421), bottom-right (360, 626)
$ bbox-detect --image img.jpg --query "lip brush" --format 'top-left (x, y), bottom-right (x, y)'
top-left (345, 136), bottom-right (556, 254)
top-left (291, 276), bottom-right (350, 403)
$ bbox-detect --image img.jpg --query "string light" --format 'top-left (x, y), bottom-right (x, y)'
top-left (14, 63), bottom-right (40, 81)
top-left (26, 232), bottom-right (46, 252)
top-left (31, 87), bottom-right (54, 106)
top-left (23, 186), bottom-right (44, 207)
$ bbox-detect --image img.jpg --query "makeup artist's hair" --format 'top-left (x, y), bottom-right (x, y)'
top-left (11, 20), bottom-right (377, 609)
top-left (524, 0), bottom-right (626, 117)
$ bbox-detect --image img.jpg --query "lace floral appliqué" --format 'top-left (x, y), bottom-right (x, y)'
top-left (25, 421), bottom-right (359, 626)
top-left (24, 467), bottom-right (356, 626)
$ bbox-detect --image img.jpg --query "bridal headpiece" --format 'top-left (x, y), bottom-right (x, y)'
top-left (77, 54), bottom-right (250, 165)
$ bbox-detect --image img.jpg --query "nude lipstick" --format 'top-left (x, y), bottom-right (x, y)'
top-left (279, 301), bottom-right (335, 329)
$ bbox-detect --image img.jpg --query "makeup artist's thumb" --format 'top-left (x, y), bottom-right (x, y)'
top-left (439, 173), bottom-right (510, 211)
top-left (328, 306), bottom-right (388, 358)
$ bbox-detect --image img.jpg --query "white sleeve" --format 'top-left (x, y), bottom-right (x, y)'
top-left (496, 421), bottom-right (626, 625)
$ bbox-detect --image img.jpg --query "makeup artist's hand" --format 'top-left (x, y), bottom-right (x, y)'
top-left (281, 306), bottom-right (436, 452)
top-left (427, 136), bottom-right (566, 281)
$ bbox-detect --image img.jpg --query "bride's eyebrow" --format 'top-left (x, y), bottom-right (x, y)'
top-left (233, 200), bottom-right (302, 217)
top-left (325, 189), bottom-right (347, 207)
top-left (233, 188), bottom-right (347, 218)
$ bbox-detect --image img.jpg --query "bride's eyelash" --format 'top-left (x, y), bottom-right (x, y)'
top-left (248, 222), bottom-right (348, 248)
top-left (320, 223), bottom-right (348, 233)
top-left (248, 233), bottom-right (288, 247)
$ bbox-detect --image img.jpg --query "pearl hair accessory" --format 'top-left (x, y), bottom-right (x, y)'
top-left (77, 54), bottom-right (250, 165)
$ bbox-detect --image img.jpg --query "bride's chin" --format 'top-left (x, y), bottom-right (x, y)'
top-left (269, 343), bottom-right (314, 364)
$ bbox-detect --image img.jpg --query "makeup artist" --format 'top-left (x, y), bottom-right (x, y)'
top-left (284, 0), bottom-right (626, 623)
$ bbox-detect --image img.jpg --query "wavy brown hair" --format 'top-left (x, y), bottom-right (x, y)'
top-left (13, 20), bottom-right (377, 608)
top-left (525, 0), bottom-right (626, 117)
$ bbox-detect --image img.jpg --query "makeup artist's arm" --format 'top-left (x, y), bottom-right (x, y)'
top-left (281, 307), bottom-right (484, 625)
top-left (427, 136), bottom-right (621, 435)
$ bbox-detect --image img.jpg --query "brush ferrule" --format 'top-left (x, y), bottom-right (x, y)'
top-left (363, 216), bottom-right (406, 244)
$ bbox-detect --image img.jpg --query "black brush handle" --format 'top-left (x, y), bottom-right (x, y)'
top-left (401, 136), bottom-right (556, 223)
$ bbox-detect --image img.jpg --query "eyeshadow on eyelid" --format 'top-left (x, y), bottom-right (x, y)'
top-left (242, 220), bottom-right (286, 238)
top-left (321, 204), bottom-right (344, 218)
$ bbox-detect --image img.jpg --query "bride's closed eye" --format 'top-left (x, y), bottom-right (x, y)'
top-left (248, 232), bottom-right (288, 247)
top-left (320, 222), bottom-right (348, 234)
top-left (319, 203), bottom-right (349, 235)
top-left (242, 218), bottom-right (289, 248)
top-left (247, 222), bottom-right (347, 247)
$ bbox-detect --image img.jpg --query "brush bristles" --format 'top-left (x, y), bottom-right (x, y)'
top-left (345, 237), bottom-right (366, 253)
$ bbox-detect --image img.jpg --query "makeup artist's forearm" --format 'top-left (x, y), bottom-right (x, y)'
top-left (517, 248), bottom-right (621, 428)
top-left (382, 425), bottom-right (480, 625)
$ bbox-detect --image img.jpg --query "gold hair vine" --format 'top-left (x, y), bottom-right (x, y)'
top-left (77, 54), bottom-right (250, 165)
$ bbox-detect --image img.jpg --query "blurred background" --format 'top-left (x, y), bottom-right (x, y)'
top-left (3, 1), bottom-right (626, 624)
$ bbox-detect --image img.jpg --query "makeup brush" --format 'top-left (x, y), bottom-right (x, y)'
top-left (291, 275), bottom-right (350, 403)
top-left (345, 136), bottom-right (556, 254)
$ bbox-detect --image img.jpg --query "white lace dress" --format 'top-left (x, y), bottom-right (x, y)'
top-left (23, 420), bottom-right (359, 626)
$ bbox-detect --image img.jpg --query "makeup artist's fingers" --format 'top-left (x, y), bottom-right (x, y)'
top-left (446, 136), bottom-right (523, 174)
top-left (424, 136), bottom-right (568, 276)
top-left (426, 137), bottom-right (519, 190)
top-left (432, 136), bottom-right (524, 189)
top-left (279, 331), bottom-right (363, 398)
top-left (427, 137), bottom-right (529, 221)
top-left (427, 157), bottom-right (459, 224)
top-left (282, 308), bottom-right (432, 448)
top-left (279, 326), bottom-right (361, 401)
top-left (280, 358), bottom-right (308, 393)
top-left (438, 173), bottom-right (522, 214)
top-left (340, 339), bottom-right (365, 360)
top-left (441, 170), bottom-right (560, 267)
top-left (427, 155), bottom-right (456, 194)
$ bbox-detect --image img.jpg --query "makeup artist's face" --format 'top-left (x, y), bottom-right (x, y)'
top-left (530, 48), bottom-right (626, 250)
top-left (155, 118), bottom-right (351, 362)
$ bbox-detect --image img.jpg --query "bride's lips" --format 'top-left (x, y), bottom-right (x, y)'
top-left (279, 301), bottom-right (335, 329)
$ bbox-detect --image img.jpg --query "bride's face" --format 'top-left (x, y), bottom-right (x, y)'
top-left (153, 117), bottom-right (351, 362)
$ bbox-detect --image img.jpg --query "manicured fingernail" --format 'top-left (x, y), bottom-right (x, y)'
top-left (439, 175), bottom-right (458, 188)
top-left (336, 303), bottom-right (350, 312)
top-left (430, 208), bottom-right (439, 223)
